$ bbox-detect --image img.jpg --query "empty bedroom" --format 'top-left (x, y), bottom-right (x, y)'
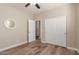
top-left (0, 3), bottom-right (79, 55)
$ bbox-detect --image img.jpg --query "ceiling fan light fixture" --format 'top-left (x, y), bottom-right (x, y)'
top-left (25, 3), bottom-right (40, 9)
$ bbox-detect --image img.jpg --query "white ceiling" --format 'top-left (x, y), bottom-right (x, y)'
top-left (0, 3), bottom-right (68, 14)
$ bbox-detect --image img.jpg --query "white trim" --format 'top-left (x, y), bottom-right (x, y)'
top-left (67, 47), bottom-right (79, 53)
top-left (41, 41), bottom-right (79, 53)
top-left (0, 41), bottom-right (27, 52)
top-left (0, 41), bottom-right (79, 53)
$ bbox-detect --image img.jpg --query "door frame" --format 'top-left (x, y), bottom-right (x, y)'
top-left (27, 19), bottom-right (29, 43)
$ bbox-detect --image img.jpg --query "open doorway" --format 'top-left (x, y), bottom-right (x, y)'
top-left (36, 21), bottom-right (40, 40)
top-left (27, 20), bottom-right (41, 43)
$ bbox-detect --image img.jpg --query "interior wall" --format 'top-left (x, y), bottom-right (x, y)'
top-left (0, 6), bottom-right (31, 50)
top-left (35, 4), bottom-right (78, 49)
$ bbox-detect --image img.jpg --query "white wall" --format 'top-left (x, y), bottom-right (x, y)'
top-left (0, 6), bottom-right (30, 50)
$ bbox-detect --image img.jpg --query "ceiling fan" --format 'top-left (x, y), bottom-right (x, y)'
top-left (25, 3), bottom-right (40, 9)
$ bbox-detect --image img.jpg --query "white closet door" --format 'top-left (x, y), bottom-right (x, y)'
top-left (28, 19), bottom-right (36, 42)
top-left (45, 16), bottom-right (66, 47)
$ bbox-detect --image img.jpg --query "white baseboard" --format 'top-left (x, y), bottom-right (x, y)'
top-left (67, 47), bottom-right (79, 53)
top-left (41, 41), bottom-right (79, 53)
top-left (0, 40), bottom-right (79, 53)
top-left (0, 41), bottom-right (27, 52)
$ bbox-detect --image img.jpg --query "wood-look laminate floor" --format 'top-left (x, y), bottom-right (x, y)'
top-left (0, 40), bottom-right (79, 55)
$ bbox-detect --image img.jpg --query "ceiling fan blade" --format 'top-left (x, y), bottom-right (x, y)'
top-left (35, 3), bottom-right (40, 9)
top-left (25, 3), bottom-right (30, 7)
